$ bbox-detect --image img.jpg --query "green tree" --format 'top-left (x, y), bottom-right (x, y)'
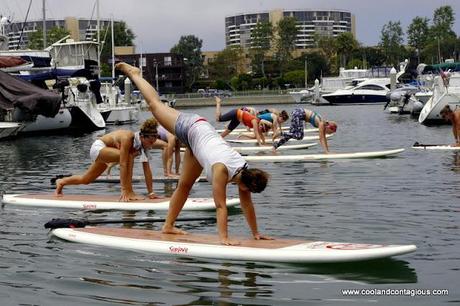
top-left (431, 5), bottom-right (456, 40)
top-left (208, 46), bottom-right (244, 83)
top-left (171, 35), bottom-right (204, 89)
top-left (275, 16), bottom-right (298, 74)
top-left (286, 52), bottom-right (329, 82)
top-left (283, 70), bottom-right (305, 87)
top-left (426, 5), bottom-right (457, 62)
top-left (379, 21), bottom-right (404, 67)
top-left (336, 32), bottom-right (359, 67)
top-left (100, 21), bottom-right (136, 76)
top-left (249, 21), bottom-right (273, 77)
top-left (357, 46), bottom-right (386, 67)
top-left (27, 26), bottom-right (70, 49)
top-left (407, 16), bottom-right (430, 62)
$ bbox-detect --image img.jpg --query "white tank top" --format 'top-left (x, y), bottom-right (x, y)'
top-left (188, 121), bottom-right (246, 182)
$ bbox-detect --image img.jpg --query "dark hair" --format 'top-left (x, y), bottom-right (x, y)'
top-left (280, 110), bottom-right (289, 121)
top-left (440, 105), bottom-right (452, 116)
top-left (240, 168), bottom-right (269, 193)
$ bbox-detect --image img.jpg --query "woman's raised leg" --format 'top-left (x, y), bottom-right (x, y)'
top-left (116, 62), bottom-right (179, 134)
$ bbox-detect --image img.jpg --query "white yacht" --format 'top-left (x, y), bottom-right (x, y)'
top-left (289, 89), bottom-right (313, 103)
top-left (98, 81), bottom-right (140, 125)
top-left (0, 122), bottom-right (24, 140)
top-left (418, 73), bottom-right (460, 125)
top-left (322, 78), bottom-right (391, 105)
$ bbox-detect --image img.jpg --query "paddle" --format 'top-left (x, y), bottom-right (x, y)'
top-left (50, 174), bottom-right (72, 185)
top-left (413, 142), bottom-right (443, 147)
top-left (45, 216), bottom-right (216, 229)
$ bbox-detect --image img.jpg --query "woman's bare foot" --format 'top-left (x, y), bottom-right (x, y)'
top-left (54, 179), bottom-right (64, 197)
top-left (115, 62), bottom-right (141, 78)
top-left (162, 225), bottom-right (188, 235)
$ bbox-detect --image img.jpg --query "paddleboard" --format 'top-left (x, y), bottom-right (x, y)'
top-left (234, 143), bottom-right (317, 152)
top-left (216, 127), bottom-right (318, 133)
top-left (412, 143), bottom-right (460, 151)
top-left (227, 134), bottom-right (332, 144)
top-left (244, 148), bottom-right (405, 162)
top-left (51, 227), bottom-right (417, 263)
top-left (2, 194), bottom-right (239, 211)
top-left (94, 175), bottom-right (208, 183)
top-left (180, 143), bottom-right (317, 153)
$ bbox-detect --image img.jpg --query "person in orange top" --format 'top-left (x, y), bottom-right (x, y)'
top-left (215, 96), bottom-right (269, 146)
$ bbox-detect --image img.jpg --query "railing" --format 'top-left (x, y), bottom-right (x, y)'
top-left (162, 89), bottom-right (291, 100)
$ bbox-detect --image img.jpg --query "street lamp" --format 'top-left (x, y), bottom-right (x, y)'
top-left (304, 57), bottom-right (308, 89)
top-left (153, 59), bottom-right (159, 92)
top-left (437, 36), bottom-right (441, 63)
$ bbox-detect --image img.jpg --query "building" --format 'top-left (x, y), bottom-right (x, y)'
top-left (115, 53), bottom-right (186, 94)
top-left (3, 17), bottom-right (114, 50)
top-left (225, 9), bottom-right (355, 50)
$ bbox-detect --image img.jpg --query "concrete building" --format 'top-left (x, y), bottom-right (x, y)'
top-left (225, 9), bottom-right (355, 50)
top-left (3, 17), bottom-right (114, 50)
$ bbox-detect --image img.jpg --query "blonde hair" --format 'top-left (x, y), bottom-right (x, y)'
top-left (140, 117), bottom-right (158, 136)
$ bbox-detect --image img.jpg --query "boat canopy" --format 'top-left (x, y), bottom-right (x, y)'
top-left (0, 70), bottom-right (61, 117)
top-left (420, 62), bottom-right (460, 74)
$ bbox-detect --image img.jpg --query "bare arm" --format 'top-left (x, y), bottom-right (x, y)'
top-left (271, 115), bottom-right (281, 141)
top-left (318, 121), bottom-right (330, 153)
top-left (252, 119), bottom-right (265, 145)
top-left (142, 161), bottom-right (159, 199)
top-left (239, 187), bottom-right (273, 240)
top-left (453, 119), bottom-right (460, 144)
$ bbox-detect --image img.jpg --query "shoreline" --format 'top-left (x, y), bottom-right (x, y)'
top-left (172, 94), bottom-right (296, 108)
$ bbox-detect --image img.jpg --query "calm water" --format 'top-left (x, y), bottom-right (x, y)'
top-left (0, 104), bottom-right (458, 306)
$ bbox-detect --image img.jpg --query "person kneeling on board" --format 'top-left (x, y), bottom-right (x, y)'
top-left (55, 118), bottom-right (161, 201)
top-left (116, 62), bottom-right (273, 246)
top-left (440, 105), bottom-right (460, 146)
top-left (214, 96), bottom-right (270, 146)
top-left (273, 108), bottom-right (337, 153)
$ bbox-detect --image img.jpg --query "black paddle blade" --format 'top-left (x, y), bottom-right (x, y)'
top-left (45, 218), bottom-right (88, 229)
top-left (50, 174), bottom-right (72, 185)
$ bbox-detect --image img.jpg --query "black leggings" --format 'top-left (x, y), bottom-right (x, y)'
top-left (217, 108), bottom-right (240, 131)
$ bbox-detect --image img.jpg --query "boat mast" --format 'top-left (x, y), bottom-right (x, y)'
top-left (96, 0), bottom-right (100, 78)
top-left (42, 0), bottom-right (46, 48)
top-left (111, 15), bottom-right (114, 81)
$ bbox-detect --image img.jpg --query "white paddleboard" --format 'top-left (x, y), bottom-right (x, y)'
top-left (180, 143), bottom-right (317, 153)
top-left (51, 227), bottom-right (417, 263)
top-left (2, 194), bottom-right (239, 211)
top-left (244, 148), bottom-right (405, 162)
top-left (412, 143), bottom-right (460, 151)
top-left (94, 175), bottom-right (208, 183)
top-left (227, 134), bottom-right (332, 144)
top-left (216, 127), bottom-right (318, 133)
top-left (234, 143), bottom-right (317, 152)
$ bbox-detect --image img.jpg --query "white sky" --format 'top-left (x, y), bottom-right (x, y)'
top-left (1, 0), bottom-right (459, 52)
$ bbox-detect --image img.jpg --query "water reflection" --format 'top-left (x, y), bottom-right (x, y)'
top-left (450, 152), bottom-right (460, 173)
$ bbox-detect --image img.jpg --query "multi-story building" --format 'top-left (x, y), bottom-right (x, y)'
top-left (115, 53), bottom-right (186, 94)
top-left (225, 9), bottom-right (355, 50)
top-left (3, 17), bottom-right (114, 50)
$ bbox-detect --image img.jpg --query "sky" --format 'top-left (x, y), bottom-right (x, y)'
top-left (1, 0), bottom-right (459, 53)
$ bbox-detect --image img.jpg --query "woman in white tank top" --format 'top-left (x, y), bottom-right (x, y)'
top-left (117, 62), bottom-right (272, 246)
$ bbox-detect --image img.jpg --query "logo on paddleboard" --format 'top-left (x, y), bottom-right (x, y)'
top-left (325, 243), bottom-right (383, 250)
top-left (169, 246), bottom-right (188, 254)
top-left (307, 242), bottom-right (384, 250)
top-left (82, 203), bottom-right (97, 210)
